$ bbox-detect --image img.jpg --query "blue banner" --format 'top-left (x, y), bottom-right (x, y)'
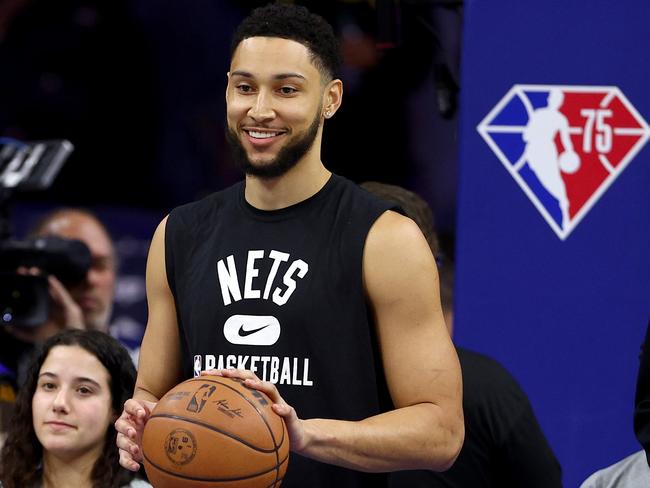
top-left (455, 1), bottom-right (650, 485)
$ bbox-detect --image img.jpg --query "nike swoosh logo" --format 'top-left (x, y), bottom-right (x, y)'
top-left (238, 324), bottom-right (271, 337)
top-left (224, 315), bottom-right (281, 346)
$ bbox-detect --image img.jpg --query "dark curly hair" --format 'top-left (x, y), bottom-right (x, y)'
top-left (0, 330), bottom-right (138, 488)
top-left (231, 3), bottom-right (342, 81)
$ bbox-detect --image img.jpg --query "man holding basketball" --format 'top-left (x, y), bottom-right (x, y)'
top-left (115, 5), bottom-right (463, 487)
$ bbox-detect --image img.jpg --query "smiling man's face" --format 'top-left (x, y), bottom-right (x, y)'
top-left (225, 36), bottom-right (327, 178)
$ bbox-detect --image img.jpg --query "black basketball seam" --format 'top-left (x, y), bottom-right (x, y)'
top-left (148, 413), bottom-right (276, 453)
top-left (270, 456), bottom-right (288, 488)
top-left (265, 476), bottom-right (285, 488)
top-left (143, 451), bottom-right (290, 482)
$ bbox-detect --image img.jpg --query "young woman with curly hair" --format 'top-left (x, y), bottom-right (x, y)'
top-left (0, 329), bottom-right (150, 488)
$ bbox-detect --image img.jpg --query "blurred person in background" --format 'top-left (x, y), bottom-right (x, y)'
top-left (28, 208), bottom-right (117, 334)
top-left (634, 319), bottom-right (650, 465)
top-left (1, 208), bottom-right (116, 381)
top-left (361, 181), bottom-right (563, 488)
top-left (578, 319), bottom-right (650, 487)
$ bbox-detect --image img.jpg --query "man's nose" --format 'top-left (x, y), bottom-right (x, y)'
top-left (85, 267), bottom-right (100, 286)
top-left (247, 90), bottom-right (275, 123)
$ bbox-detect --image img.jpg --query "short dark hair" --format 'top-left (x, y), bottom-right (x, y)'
top-left (0, 330), bottom-right (137, 488)
top-left (231, 3), bottom-right (342, 81)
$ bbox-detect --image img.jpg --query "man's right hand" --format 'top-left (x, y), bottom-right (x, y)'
top-left (17, 266), bottom-right (84, 330)
top-left (47, 274), bottom-right (84, 329)
top-left (115, 398), bottom-right (157, 471)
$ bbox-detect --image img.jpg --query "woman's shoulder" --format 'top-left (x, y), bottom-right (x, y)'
top-left (122, 480), bottom-right (153, 488)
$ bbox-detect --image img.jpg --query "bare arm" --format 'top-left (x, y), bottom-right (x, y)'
top-left (216, 211), bottom-right (464, 472)
top-left (115, 216), bottom-right (183, 470)
top-left (299, 211), bottom-right (463, 471)
top-left (134, 216), bottom-right (183, 402)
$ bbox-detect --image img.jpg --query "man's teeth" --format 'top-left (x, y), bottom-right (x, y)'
top-left (248, 130), bottom-right (279, 139)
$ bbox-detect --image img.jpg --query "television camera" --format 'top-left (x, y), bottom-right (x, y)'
top-left (0, 138), bottom-right (91, 328)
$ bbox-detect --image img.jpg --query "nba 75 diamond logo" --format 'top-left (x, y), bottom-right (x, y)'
top-left (478, 85), bottom-right (649, 239)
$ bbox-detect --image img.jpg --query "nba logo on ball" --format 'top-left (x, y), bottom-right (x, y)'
top-left (478, 84), bottom-right (650, 239)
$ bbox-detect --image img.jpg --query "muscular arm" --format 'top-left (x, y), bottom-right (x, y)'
top-left (135, 216), bottom-right (183, 402)
top-left (296, 211), bottom-right (464, 471)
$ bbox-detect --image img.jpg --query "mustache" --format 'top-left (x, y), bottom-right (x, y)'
top-left (224, 115), bottom-right (321, 179)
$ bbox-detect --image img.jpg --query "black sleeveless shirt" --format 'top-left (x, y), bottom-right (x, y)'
top-left (165, 174), bottom-right (396, 487)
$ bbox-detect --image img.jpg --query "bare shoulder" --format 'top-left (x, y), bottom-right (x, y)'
top-left (145, 214), bottom-right (172, 304)
top-left (146, 215), bottom-right (170, 272)
top-left (364, 210), bottom-right (437, 285)
top-left (151, 215), bottom-right (169, 247)
top-left (367, 209), bottom-right (431, 249)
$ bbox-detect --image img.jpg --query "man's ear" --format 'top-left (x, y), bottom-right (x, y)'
top-left (322, 78), bottom-right (343, 119)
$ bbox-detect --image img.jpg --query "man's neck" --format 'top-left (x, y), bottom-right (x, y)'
top-left (244, 158), bottom-right (331, 211)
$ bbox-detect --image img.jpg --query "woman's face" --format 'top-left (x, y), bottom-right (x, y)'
top-left (32, 345), bottom-right (114, 459)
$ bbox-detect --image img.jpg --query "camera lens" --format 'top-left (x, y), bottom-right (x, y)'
top-left (0, 274), bottom-right (49, 328)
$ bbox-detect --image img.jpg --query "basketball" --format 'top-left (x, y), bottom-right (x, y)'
top-left (559, 150), bottom-right (580, 174)
top-left (142, 376), bottom-right (289, 488)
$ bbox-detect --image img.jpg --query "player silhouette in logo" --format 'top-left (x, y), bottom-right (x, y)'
top-left (523, 89), bottom-right (580, 229)
top-left (187, 384), bottom-right (217, 413)
top-left (194, 355), bottom-right (202, 377)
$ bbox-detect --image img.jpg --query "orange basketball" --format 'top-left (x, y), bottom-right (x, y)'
top-left (142, 376), bottom-right (289, 488)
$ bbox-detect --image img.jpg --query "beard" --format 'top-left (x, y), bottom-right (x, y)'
top-left (226, 112), bottom-right (321, 179)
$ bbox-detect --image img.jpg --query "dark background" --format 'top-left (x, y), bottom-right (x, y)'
top-left (0, 0), bottom-right (462, 250)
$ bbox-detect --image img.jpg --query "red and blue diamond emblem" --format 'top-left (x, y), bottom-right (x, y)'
top-left (478, 84), bottom-right (649, 239)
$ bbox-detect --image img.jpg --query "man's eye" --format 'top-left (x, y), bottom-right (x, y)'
top-left (279, 86), bottom-right (297, 95)
top-left (237, 84), bottom-right (253, 93)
